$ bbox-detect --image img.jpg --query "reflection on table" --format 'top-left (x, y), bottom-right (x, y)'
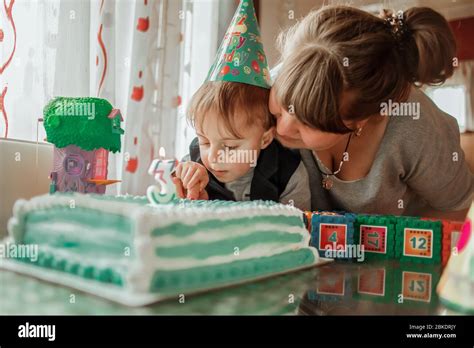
top-left (0, 259), bottom-right (462, 315)
top-left (299, 261), bottom-right (451, 315)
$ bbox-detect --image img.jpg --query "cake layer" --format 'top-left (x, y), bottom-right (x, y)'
top-left (9, 193), bottom-right (305, 242)
top-left (154, 230), bottom-right (303, 259)
top-left (148, 248), bottom-right (316, 294)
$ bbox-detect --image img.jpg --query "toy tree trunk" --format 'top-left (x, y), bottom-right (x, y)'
top-left (51, 145), bottom-right (107, 194)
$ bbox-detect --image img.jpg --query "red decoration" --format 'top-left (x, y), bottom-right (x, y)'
top-left (0, 86), bottom-right (8, 138)
top-left (172, 95), bottom-right (182, 108)
top-left (224, 50), bottom-right (235, 62)
top-left (0, 0), bottom-right (17, 74)
top-left (220, 65), bottom-right (230, 76)
top-left (251, 60), bottom-right (260, 74)
top-left (97, 24), bottom-right (107, 96)
top-left (237, 15), bottom-right (246, 25)
top-left (126, 157), bottom-right (138, 173)
top-left (137, 17), bottom-right (149, 32)
top-left (131, 86), bottom-right (144, 101)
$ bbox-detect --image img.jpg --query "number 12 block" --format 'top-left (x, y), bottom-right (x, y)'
top-left (395, 219), bottom-right (441, 264)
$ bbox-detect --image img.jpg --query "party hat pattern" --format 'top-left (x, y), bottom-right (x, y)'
top-left (206, 0), bottom-right (271, 89)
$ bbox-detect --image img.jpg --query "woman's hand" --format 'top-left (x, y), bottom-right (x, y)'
top-left (172, 161), bottom-right (209, 200)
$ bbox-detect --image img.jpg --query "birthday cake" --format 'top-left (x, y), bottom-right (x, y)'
top-left (3, 193), bottom-right (320, 304)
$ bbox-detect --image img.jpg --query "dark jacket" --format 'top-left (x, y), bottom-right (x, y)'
top-left (189, 137), bottom-right (301, 201)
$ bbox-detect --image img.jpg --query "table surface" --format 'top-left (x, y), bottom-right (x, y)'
top-left (0, 260), bottom-right (461, 315)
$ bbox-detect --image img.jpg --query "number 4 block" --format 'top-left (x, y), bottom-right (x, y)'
top-left (354, 215), bottom-right (396, 260)
top-left (395, 218), bottom-right (442, 264)
top-left (310, 212), bottom-right (356, 259)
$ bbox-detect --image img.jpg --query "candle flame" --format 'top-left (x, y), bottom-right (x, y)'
top-left (159, 147), bottom-right (166, 158)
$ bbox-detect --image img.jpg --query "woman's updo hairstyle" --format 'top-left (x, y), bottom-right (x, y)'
top-left (272, 5), bottom-right (457, 133)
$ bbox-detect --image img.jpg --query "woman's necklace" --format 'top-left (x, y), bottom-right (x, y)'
top-left (315, 133), bottom-right (354, 190)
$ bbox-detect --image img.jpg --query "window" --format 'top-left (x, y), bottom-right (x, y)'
top-left (0, 0), bottom-right (61, 142)
top-left (426, 85), bottom-right (467, 132)
top-left (174, 0), bottom-right (219, 159)
top-left (93, 148), bottom-right (108, 180)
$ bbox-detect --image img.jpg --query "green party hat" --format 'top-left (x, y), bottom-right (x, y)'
top-left (206, 0), bottom-right (271, 89)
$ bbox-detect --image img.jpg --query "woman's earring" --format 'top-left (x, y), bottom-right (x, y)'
top-left (355, 127), bottom-right (363, 137)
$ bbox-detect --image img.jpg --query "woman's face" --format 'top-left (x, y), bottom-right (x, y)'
top-left (268, 88), bottom-right (346, 151)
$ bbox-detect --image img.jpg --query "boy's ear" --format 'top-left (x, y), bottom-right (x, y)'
top-left (260, 127), bottom-right (275, 149)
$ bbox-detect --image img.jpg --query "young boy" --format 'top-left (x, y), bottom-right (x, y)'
top-left (172, 0), bottom-right (310, 211)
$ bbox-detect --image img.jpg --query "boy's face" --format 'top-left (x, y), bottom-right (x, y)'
top-left (196, 109), bottom-right (274, 183)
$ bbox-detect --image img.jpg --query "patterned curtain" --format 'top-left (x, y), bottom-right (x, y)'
top-left (0, 0), bottom-right (185, 196)
top-left (120, 0), bottom-right (184, 195)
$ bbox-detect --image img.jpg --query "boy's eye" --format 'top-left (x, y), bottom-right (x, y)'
top-left (224, 145), bottom-right (238, 150)
top-left (199, 142), bottom-right (209, 147)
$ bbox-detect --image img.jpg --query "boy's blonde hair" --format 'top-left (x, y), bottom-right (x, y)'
top-left (273, 6), bottom-right (457, 133)
top-left (187, 81), bottom-right (273, 138)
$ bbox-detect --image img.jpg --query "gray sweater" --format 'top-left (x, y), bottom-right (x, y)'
top-left (301, 87), bottom-right (474, 215)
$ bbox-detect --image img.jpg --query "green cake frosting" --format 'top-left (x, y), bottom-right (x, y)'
top-left (150, 248), bottom-right (315, 294)
top-left (43, 97), bottom-right (123, 152)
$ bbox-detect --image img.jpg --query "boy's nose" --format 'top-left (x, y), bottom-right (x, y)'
top-left (207, 146), bottom-right (219, 164)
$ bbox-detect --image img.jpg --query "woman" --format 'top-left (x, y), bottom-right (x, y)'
top-left (269, 6), bottom-right (473, 220)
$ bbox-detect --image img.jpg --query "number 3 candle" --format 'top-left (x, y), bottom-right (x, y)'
top-left (147, 147), bottom-right (178, 205)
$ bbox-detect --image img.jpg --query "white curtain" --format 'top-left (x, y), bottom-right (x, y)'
top-left (118, 0), bottom-right (183, 195)
top-left (0, 0), bottom-right (191, 195)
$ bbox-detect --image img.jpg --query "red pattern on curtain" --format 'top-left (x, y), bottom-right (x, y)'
top-left (0, 0), bottom-right (17, 138)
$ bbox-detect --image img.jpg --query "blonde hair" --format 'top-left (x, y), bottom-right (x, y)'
top-left (187, 81), bottom-right (273, 138)
top-left (273, 6), bottom-right (457, 133)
